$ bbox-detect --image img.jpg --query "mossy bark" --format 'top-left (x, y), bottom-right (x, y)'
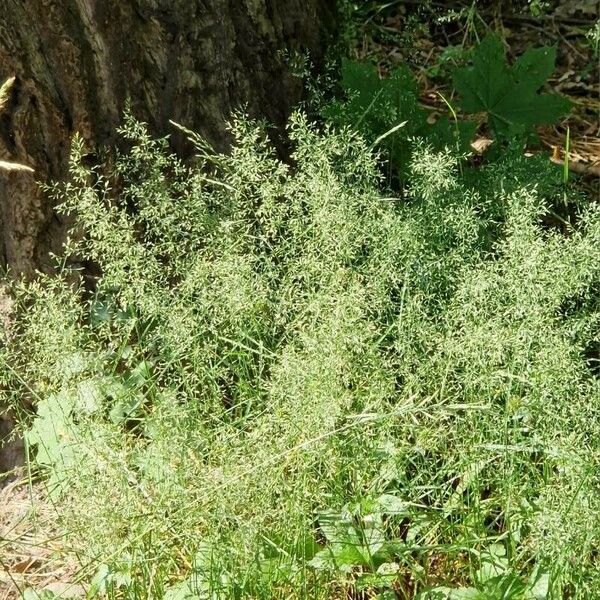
top-left (0, 0), bottom-right (336, 275)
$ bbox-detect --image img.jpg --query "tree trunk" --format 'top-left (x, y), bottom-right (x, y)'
top-left (0, 0), bottom-right (337, 275)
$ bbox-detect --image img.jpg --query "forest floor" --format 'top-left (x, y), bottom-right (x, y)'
top-left (351, 0), bottom-right (599, 183)
top-left (0, 474), bottom-right (83, 599)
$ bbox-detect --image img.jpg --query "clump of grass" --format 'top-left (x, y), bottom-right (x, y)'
top-left (2, 109), bottom-right (600, 598)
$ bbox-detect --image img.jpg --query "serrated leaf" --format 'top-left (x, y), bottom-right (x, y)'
top-left (452, 35), bottom-right (512, 114)
top-left (487, 543), bottom-right (506, 557)
top-left (87, 564), bottom-right (110, 598)
top-left (476, 554), bottom-right (509, 584)
top-left (307, 548), bottom-right (335, 570)
top-left (374, 592), bottom-right (397, 600)
top-left (356, 571), bottom-right (395, 591)
top-left (447, 589), bottom-right (482, 600)
top-left (482, 571), bottom-right (527, 598)
top-left (23, 590), bottom-right (63, 600)
top-left (513, 46), bottom-right (557, 90)
top-left (453, 35), bottom-right (570, 137)
top-left (316, 511), bottom-right (350, 545)
top-left (321, 59), bottom-right (427, 175)
top-left (27, 391), bottom-right (77, 466)
top-left (309, 544), bottom-right (366, 572)
top-left (362, 515), bottom-right (386, 558)
top-left (60, 352), bottom-right (90, 380)
top-left (76, 379), bottom-right (103, 414)
top-left (313, 511), bottom-right (368, 569)
top-left (491, 81), bottom-right (569, 132)
top-left (108, 393), bottom-right (144, 424)
top-left (340, 59), bottom-right (382, 100)
top-left (127, 360), bottom-right (152, 387)
top-left (377, 561), bottom-right (400, 575)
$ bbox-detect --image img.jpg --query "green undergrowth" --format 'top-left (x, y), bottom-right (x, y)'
top-left (1, 86), bottom-right (599, 598)
top-left (320, 34), bottom-right (570, 186)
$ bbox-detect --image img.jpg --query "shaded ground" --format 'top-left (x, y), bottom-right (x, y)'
top-left (351, 0), bottom-right (599, 181)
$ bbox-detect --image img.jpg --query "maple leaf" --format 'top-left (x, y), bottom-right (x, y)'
top-left (453, 35), bottom-right (571, 137)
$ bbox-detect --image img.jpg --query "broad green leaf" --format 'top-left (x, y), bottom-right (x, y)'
top-left (453, 35), bottom-right (512, 114)
top-left (316, 511), bottom-right (350, 545)
top-left (491, 81), bottom-right (569, 132)
top-left (108, 392), bottom-right (144, 424)
top-left (487, 543), bottom-right (506, 557)
top-left (127, 360), bottom-right (152, 387)
top-left (513, 46), bottom-right (557, 89)
top-left (321, 59), bottom-right (428, 175)
top-left (445, 589), bottom-right (482, 600)
top-left (313, 511), bottom-right (368, 569)
top-left (87, 564), bottom-right (110, 598)
top-left (307, 548), bottom-right (336, 570)
top-left (308, 544), bottom-right (366, 572)
top-left (23, 590), bottom-right (63, 600)
top-left (376, 493), bottom-right (411, 515)
top-left (27, 391), bottom-right (78, 470)
top-left (482, 572), bottom-right (527, 599)
top-left (476, 554), bottom-right (509, 584)
top-left (340, 59), bottom-right (382, 102)
top-left (332, 544), bottom-right (369, 571)
top-left (86, 561), bottom-right (133, 598)
top-left (90, 299), bottom-right (112, 325)
top-left (527, 571), bottom-right (550, 599)
top-left (356, 562), bottom-right (400, 591)
top-left (163, 581), bottom-right (197, 600)
top-left (76, 378), bottom-right (103, 414)
top-left (453, 34), bottom-right (570, 137)
top-left (377, 561), bottom-right (400, 575)
top-left (427, 586), bottom-right (483, 599)
top-left (28, 393), bottom-right (79, 500)
top-left (356, 571), bottom-right (395, 591)
top-left (374, 592), bottom-right (397, 600)
top-left (258, 556), bottom-right (294, 582)
top-left (59, 352), bottom-right (90, 380)
top-left (361, 514), bottom-right (386, 558)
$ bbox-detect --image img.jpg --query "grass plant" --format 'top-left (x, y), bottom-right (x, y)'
top-left (1, 104), bottom-right (600, 598)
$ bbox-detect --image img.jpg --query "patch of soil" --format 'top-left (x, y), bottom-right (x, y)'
top-left (0, 474), bottom-right (84, 599)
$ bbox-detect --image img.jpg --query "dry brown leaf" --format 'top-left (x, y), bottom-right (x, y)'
top-left (10, 559), bottom-right (38, 574)
top-left (471, 138), bottom-right (493, 154)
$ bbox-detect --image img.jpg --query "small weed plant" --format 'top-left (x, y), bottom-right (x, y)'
top-left (0, 41), bottom-right (598, 599)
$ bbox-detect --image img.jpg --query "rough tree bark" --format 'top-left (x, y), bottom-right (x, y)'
top-left (0, 0), bottom-right (337, 276)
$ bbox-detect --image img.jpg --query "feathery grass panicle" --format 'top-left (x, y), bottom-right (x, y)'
top-left (2, 110), bottom-right (600, 598)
